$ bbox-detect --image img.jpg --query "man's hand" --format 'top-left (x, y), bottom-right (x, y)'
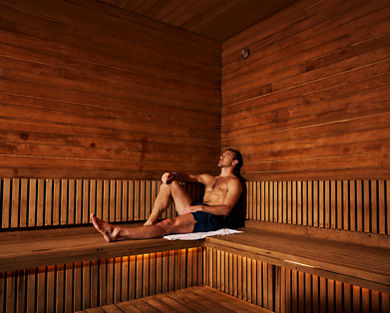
top-left (161, 172), bottom-right (177, 184)
top-left (182, 205), bottom-right (203, 214)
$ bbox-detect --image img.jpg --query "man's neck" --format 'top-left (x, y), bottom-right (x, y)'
top-left (219, 167), bottom-right (235, 177)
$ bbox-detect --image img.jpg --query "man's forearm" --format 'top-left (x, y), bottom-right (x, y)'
top-left (195, 204), bottom-right (232, 216)
top-left (161, 172), bottom-right (194, 184)
top-left (172, 172), bottom-right (200, 183)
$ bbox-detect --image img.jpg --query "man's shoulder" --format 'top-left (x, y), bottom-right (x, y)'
top-left (219, 175), bottom-right (242, 190)
top-left (224, 175), bottom-right (241, 183)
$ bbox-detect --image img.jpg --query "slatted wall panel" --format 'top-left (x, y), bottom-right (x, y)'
top-left (0, 178), bottom-right (204, 230)
top-left (277, 268), bottom-right (390, 313)
top-left (246, 180), bottom-right (390, 235)
top-left (206, 247), bottom-right (390, 313)
top-left (205, 247), bottom-right (275, 311)
top-left (0, 247), bottom-right (204, 313)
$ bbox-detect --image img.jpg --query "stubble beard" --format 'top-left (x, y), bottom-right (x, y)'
top-left (218, 161), bottom-right (232, 168)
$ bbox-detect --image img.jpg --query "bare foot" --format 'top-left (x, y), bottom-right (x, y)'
top-left (143, 219), bottom-right (155, 226)
top-left (91, 214), bottom-right (120, 243)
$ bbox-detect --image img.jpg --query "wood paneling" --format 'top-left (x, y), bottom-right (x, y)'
top-left (0, 0), bottom-right (221, 180)
top-left (0, 247), bottom-right (204, 313)
top-left (0, 178), bottom-right (204, 230)
top-left (205, 226), bottom-right (390, 294)
top-left (246, 179), bottom-right (390, 235)
top-left (206, 247), bottom-right (275, 311)
top-left (222, 0), bottom-right (390, 180)
top-left (207, 247), bottom-right (390, 313)
top-left (101, 0), bottom-right (298, 42)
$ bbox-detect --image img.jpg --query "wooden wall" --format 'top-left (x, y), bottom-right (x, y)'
top-left (0, 0), bottom-right (221, 180)
top-left (222, 0), bottom-right (390, 181)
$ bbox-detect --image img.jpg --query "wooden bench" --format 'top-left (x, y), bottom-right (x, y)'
top-left (0, 222), bottom-right (206, 313)
top-left (0, 223), bottom-right (203, 273)
top-left (204, 220), bottom-right (390, 294)
top-left (1, 178), bottom-right (389, 312)
top-left (2, 220), bottom-right (389, 312)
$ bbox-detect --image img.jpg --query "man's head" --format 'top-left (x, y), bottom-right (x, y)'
top-left (218, 148), bottom-right (243, 175)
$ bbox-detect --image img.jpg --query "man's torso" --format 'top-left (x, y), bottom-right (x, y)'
top-left (202, 175), bottom-right (238, 205)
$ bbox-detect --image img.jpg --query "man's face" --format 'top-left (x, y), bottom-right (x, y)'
top-left (218, 150), bottom-right (236, 168)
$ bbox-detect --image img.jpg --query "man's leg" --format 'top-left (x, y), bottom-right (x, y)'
top-left (144, 180), bottom-right (192, 226)
top-left (91, 213), bottom-right (196, 242)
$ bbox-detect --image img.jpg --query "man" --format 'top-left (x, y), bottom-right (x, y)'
top-left (91, 149), bottom-right (244, 242)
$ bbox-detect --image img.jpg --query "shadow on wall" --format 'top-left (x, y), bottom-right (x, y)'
top-left (225, 177), bottom-right (247, 229)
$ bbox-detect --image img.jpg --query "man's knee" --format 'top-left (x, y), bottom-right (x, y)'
top-left (160, 217), bottom-right (176, 226)
top-left (159, 179), bottom-right (180, 191)
top-left (158, 217), bottom-right (178, 235)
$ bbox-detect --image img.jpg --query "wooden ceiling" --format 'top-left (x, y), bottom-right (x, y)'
top-left (99, 0), bottom-right (298, 42)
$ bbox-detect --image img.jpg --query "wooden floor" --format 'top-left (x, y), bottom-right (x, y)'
top-left (77, 286), bottom-right (273, 313)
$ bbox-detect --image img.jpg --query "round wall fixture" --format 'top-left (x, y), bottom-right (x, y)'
top-left (241, 48), bottom-right (250, 59)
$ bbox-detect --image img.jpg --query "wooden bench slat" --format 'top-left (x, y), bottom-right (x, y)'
top-left (205, 226), bottom-right (390, 293)
top-left (210, 232), bottom-right (389, 270)
top-left (0, 223), bottom-right (203, 272)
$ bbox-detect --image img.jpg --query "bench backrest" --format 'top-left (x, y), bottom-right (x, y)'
top-left (0, 178), bottom-right (204, 230)
top-left (246, 179), bottom-right (389, 236)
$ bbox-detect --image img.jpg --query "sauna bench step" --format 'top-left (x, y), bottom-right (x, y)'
top-left (76, 286), bottom-right (273, 313)
top-left (0, 223), bottom-right (203, 272)
top-left (204, 221), bottom-right (390, 294)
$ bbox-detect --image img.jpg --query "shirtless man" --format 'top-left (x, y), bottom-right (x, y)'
top-left (91, 149), bottom-right (243, 242)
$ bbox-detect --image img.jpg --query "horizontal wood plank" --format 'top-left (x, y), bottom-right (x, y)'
top-left (0, 0), bottom-right (221, 180)
top-left (77, 286), bottom-right (273, 313)
top-left (221, 0), bottom-right (390, 180)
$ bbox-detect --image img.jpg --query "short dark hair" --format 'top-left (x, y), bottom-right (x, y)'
top-left (227, 148), bottom-right (243, 176)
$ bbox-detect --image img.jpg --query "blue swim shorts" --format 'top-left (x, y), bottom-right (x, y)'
top-left (191, 211), bottom-right (225, 232)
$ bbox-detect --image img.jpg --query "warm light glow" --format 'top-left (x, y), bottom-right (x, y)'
top-left (284, 260), bottom-right (314, 268)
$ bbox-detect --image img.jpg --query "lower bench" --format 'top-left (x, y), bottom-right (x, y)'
top-left (0, 224), bottom-right (205, 313)
top-left (1, 220), bottom-right (389, 312)
top-left (205, 220), bottom-right (390, 294)
top-left (0, 223), bottom-right (203, 273)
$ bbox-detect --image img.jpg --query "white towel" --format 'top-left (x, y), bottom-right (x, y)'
top-left (163, 228), bottom-right (243, 240)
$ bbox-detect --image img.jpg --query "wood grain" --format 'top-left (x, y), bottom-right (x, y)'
top-left (246, 179), bottom-right (390, 235)
top-left (0, 0), bottom-right (220, 180)
top-left (222, 0), bottom-right (390, 180)
top-left (1, 248), bottom-right (203, 313)
top-left (99, 0), bottom-right (297, 42)
top-left (205, 227), bottom-right (390, 294)
top-left (0, 179), bottom-right (202, 230)
top-left (206, 247), bottom-right (390, 313)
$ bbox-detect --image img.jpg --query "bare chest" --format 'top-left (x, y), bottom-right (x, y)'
top-left (206, 178), bottom-right (228, 193)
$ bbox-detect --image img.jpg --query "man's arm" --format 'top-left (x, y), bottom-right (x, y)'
top-left (182, 178), bottom-right (242, 217)
top-left (162, 172), bottom-right (213, 185)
